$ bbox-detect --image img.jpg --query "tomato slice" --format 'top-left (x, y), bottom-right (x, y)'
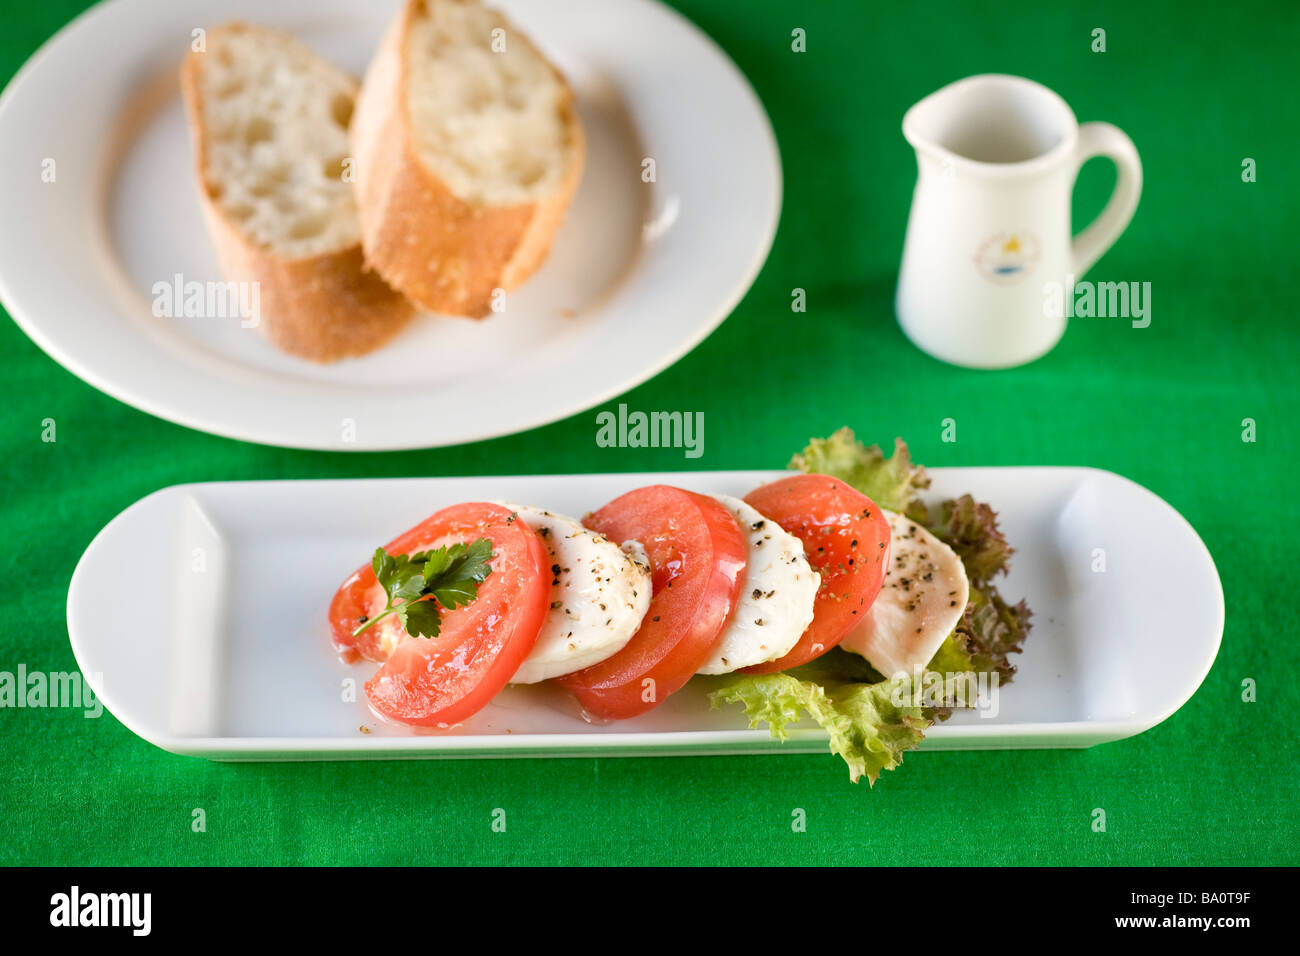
top-left (555, 485), bottom-right (747, 719)
top-left (328, 502), bottom-right (549, 727)
top-left (740, 475), bottom-right (891, 673)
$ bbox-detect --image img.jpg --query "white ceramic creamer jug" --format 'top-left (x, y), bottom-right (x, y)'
top-left (896, 74), bottom-right (1142, 368)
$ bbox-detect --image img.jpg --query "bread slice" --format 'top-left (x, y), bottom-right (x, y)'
top-left (180, 24), bottom-right (413, 362)
top-left (351, 0), bottom-right (585, 318)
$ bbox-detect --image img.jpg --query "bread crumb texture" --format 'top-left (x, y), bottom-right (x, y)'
top-left (196, 26), bottom-right (361, 258)
top-left (406, 0), bottom-right (577, 206)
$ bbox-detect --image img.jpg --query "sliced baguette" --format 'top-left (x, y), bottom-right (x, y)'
top-left (180, 23), bottom-right (413, 362)
top-left (351, 0), bottom-right (585, 318)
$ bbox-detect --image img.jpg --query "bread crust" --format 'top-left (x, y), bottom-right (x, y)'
top-left (180, 24), bottom-right (413, 363)
top-left (351, 0), bottom-right (585, 318)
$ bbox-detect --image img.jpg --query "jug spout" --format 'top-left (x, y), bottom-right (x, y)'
top-left (902, 74), bottom-right (1078, 173)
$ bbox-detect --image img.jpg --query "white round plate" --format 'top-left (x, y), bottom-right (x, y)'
top-left (0, 0), bottom-right (780, 450)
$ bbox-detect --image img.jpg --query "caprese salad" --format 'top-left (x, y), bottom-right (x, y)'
top-left (328, 430), bottom-right (1032, 784)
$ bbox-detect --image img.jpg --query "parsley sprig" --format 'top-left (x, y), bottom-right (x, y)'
top-left (352, 538), bottom-right (496, 639)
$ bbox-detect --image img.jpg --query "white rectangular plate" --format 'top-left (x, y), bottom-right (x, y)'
top-left (67, 469), bottom-right (1223, 760)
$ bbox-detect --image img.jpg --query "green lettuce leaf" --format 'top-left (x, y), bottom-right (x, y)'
top-left (707, 668), bottom-right (930, 785)
top-left (915, 635), bottom-right (973, 721)
top-left (951, 585), bottom-right (1033, 683)
top-left (789, 428), bottom-right (929, 513)
top-left (904, 587), bottom-right (1031, 703)
top-left (926, 634), bottom-right (974, 675)
top-left (709, 429), bottom-right (1034, 785)
top-left (793, 429), bottom-right (1031, 685)
top-left (904, 494), bottom-right (1014, 586)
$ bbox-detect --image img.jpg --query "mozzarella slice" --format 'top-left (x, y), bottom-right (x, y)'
top-left (696, 494), bottom-right (820, 675)
top-left (840, 510), bottom-right (969, 676)
top-left (497, 503), bottom-right (652, 684)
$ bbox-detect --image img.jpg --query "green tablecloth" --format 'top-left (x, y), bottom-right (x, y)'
top-left (2, 0), bottom-right (1296, 866)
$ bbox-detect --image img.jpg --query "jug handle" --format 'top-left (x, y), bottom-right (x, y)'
top-left (1071, 122), bottom-right (1143, 279)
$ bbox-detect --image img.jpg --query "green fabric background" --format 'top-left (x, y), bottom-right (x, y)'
top-left (2, 0), bottom-right (1296, 866)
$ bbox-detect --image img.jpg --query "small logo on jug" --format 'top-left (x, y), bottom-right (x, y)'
top-left (973, 232), bottom-right (1040, 285)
